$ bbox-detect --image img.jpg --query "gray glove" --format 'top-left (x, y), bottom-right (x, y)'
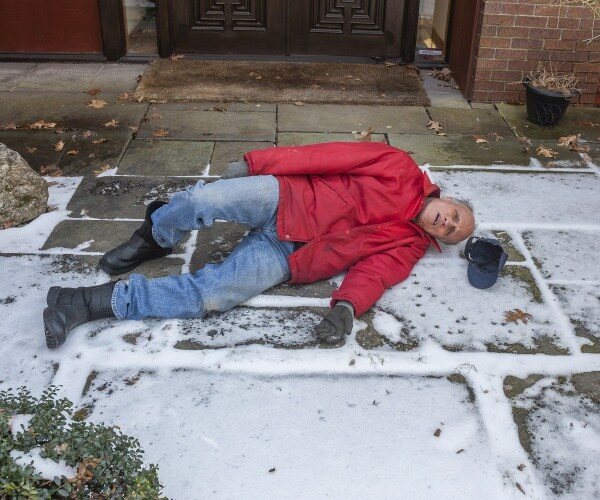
top-left (315, 304), bottom-right (354, 345)
top-left (222, 159), bottom-right (249, 179)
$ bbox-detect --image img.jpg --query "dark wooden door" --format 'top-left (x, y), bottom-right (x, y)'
top-left (288, 0), bottom-right (405, 57)
top-left (169, 0), bottom-right (287, 55)
top-left (447, 0), bottom-right (482, 99)
top-left (165, 0), bottom-right (405, 57)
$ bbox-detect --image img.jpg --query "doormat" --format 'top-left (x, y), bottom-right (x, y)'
top-left (134, 60), bottom-right (430, 106)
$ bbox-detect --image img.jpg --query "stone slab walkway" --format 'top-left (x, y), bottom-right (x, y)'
top-left (1, 62), bottom-right (599, 499)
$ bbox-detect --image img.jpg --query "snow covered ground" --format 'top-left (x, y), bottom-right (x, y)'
top-left (1, 166), bottom-right (599, 499)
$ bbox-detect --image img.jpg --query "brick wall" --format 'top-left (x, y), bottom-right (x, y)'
top-left (470, 0), bottom-right (600, 104)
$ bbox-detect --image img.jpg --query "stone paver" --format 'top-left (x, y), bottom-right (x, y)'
top-left (0, 130), bottom-right (66, 173)
top-left (0, 62), bottom-right (35, 91)
top-left (66, 176), bottom-right (197, 219)
top-left (278, 132), bottom-right (388, 146)
top-left (118, 139), bottom-right (213, 176)
top-left (389, 133), bottom-right (529, 166)
top-left (427, 107), bottom-right (514, 135)
top-left (278, 104), bottom-right (430, 134)
top-left (137, 103), bottom-right (276, 142)
top-left (497, 104), bottom-right (600, 143)
top-left (209, 141), bottom-right (272, 176)
top-left (14, 63), bottom-right (103, 92)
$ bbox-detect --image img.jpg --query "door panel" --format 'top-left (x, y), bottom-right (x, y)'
top-left (288, 0), bottom-right (405, 57)
top-left (168, 0), bottom-right (405, 57)
top-left (170, 0), bottom-right (286, 54)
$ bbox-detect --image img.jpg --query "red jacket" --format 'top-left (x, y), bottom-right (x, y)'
top-left (245, 142), bottom-right (441, 317)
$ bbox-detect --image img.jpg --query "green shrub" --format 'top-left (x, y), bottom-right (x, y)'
top-left (0, 386), bottom-right (167, 499)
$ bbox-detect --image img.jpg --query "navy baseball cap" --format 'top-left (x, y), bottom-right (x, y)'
top-left (465, 236), bottom-right (508, 289)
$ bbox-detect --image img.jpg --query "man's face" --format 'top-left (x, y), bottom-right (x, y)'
top-left (414, 197), bottom-right (475, 244)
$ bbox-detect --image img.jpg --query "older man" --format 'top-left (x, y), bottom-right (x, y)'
top-left (43, 142), bottom-right (475, 348)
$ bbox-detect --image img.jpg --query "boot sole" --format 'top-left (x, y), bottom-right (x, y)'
top-left (98, 249), bottom-right (172, 276)
top-left (43, 307), bottom-right (62, 349)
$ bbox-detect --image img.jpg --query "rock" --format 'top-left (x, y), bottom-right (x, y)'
top-left (0, 143), bottom-right (49, 228)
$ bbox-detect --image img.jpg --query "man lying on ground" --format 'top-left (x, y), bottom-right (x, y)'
top-left (43, 142), bottom-right (475, 348)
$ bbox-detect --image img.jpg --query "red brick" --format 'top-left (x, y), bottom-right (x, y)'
top-left (476, 58), bottom-right (509, 70)
top-left (470, 90), bottom-right (490, 103)
top-left (509, 59), bottom-right (543, 71)
top-left (483, 14), bottom-right (515, 26)
top-left (534, 5), bottom-right (561, 17)
top-left (526, 49), bottom-right (552, 61)
top-left (515, 16), bottom-right (547, 28)
top-left (495, 48), bottom-right (528, 60)
top-left (574, 61), bottom-right (600, 73)
top-left (491, 70), bottom-right (524, 82)
top-left (566, 5), bottom-right (591, 18)
top-left (558, 17), bottom-right (581, 29)
top-left (480, 25), bottom-right (498, 37)
top-left (497, 26), bottom-right (529, 38)
top-left (502, 3), bottom-right (535, 16)
top-left (480, 36), bottom-right (511, 48)
top-left (478, 47), bottom-right (496, 59)
top-left (528, 27), bottom-right (561, 39)
top-left (562, 29), bottom-right (591, 40)
top-left (544, 39), bottom-right (577, 51)
top-left (475, 79), bottom-right (509, 91)
top-left (484, 2), bottom-right (503, 15)
top-left (512, 38), bottom-right (543, 50)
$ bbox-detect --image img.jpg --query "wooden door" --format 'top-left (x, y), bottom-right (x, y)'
top-left (288, 0), bottom-right (405, 57)
top-left (168, 0), bottom-right (287, 55)
top-left (164, 0), bottom-right (406, 58)
top-left (447, 0), bottom-right (482, 99)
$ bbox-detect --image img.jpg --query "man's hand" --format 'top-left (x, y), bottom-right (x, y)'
top-left (222, 160), bottom-right (249, 179)
top-left (315, 304), bottom-right (353, 345)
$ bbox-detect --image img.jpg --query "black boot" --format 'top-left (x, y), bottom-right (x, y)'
top-left (99, 200), bottom-right (171, 275)
top-left (43, 281), bottom-right (117, 349)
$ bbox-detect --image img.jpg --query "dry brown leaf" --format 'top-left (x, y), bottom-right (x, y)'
top-left (93, 164), bottom-right (112, 176)
top-left (87, 99), bottom-right (107, 109)
top-left (430, 68), bottom-right (453, 82)
top-left (170, 54), bottom-right (185, 60)
top-left (353, 127), bottom-right (373, 142)
top-left (54, 141), bottom-right (65, 152)
top-left (118, 91), bottom-right (130, 101)
top-left (384, 61), bottom-right (399, 67)
top-left (26, 147), bottom-right (37, 153)
top-left (153, 128), bottom-right (170, 138)
top-left (536, 145), bottom-right (558, 158)
top-left (66, 149), bottom-right (79, 156)
top-left (87, 88), bottom-right (101, 96)
top-left (504, 309), bottom-right (532, 325)
top-left (40, 165), bottom-right (64, 176)
top-left (210, 107), bottom-right (226, 112)
top-left (558, 134), bottom-right (590, 153)
top-left (293, 101), bottom-right (304, 106)
top-left (129, 126), bottom-right (140, 134)
top-left (1, 122), bottom-right (17, 130)
top-left (426, 120), bottom-right (444, 133)
top-left (82, 130), bottom-right (95, 138)
top-left (92, 138), bottom-right (109, 144)
top-left (474, 136), bottom-right (488, 144)
top-left (489, 132), bottom-right (504, 141)
top-left (30, 120), bottom-right (56, 130)
top-left (104, 119), bottom-right (119, 128)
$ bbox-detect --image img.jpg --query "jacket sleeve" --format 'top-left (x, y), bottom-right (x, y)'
top-left (244, 142), bottom-right (414, 178)
top-left (330, 241), bottom-right (430, 317)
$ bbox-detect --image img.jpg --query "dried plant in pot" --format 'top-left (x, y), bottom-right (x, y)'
top-left (522, 67), bottom-right (582, 127)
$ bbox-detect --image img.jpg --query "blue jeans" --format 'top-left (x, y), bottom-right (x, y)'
top-left (112, 175), bottom-right (294, 320)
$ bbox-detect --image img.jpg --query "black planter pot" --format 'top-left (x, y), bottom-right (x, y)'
top-left (523, 80), bottom-right (575, 127)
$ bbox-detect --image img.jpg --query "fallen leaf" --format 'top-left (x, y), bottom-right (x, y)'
top-left (434, 428), bottom-right (442, 437)
top-left (93, 164), bottom-right (113, 176)
top-left (153, 128), bottom-right (170, 138)
top-left (104, 119), bottom-right (119, 128)
top-left (558, 134), bottom-right (590, 153)
top-left (293, 101), bottom-right (304, 106)
top-left (170, 54), bottom-right (185, 60)
top-left (581, 120), bottom-right (600, 127)
top-left (517, 464), bottom-right (526, 471)
top-left (87, 99), bottom-right (107, 109)
top-left (54, 141), bottom-right (65, 152)
top-left (536, 145), bottom-right (558, 158)
top-left (118, 92), bottom-right (130, 101)
top-left (66, 150), bottom-right (79, 156)
top-left (430, 68), bottom-right (453, 82)
top-left (426, 120), bottom-right (445, 133)
top-left (87, 88), bottom-right (101, 96)
top-left (489, 132), bottom-right (504, 141)
top-left (353, 126), bottom-right (373, 142)
top-left (0, 122), bottom-right (17, 130)
top-left (474, 136), bottom-right (488, 144)
top-left (384, 61), bottom-right (399, 67)
top-left (92, 138), bottom-right (109, 144)
top-left (30, 120), bottom-right (56, 130)
top-left (40, 165), bottom-right (64, 176)
top-left (517, 135), bottom-right (532, 153)
top-left (504, 309), bottom-right (533, 325)
top-left (82, 130), bottom-right (95, 138)
top-left (129, 126), bottom-right (139, 134)
top-left (26, 147), bottom-right (37, 153)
